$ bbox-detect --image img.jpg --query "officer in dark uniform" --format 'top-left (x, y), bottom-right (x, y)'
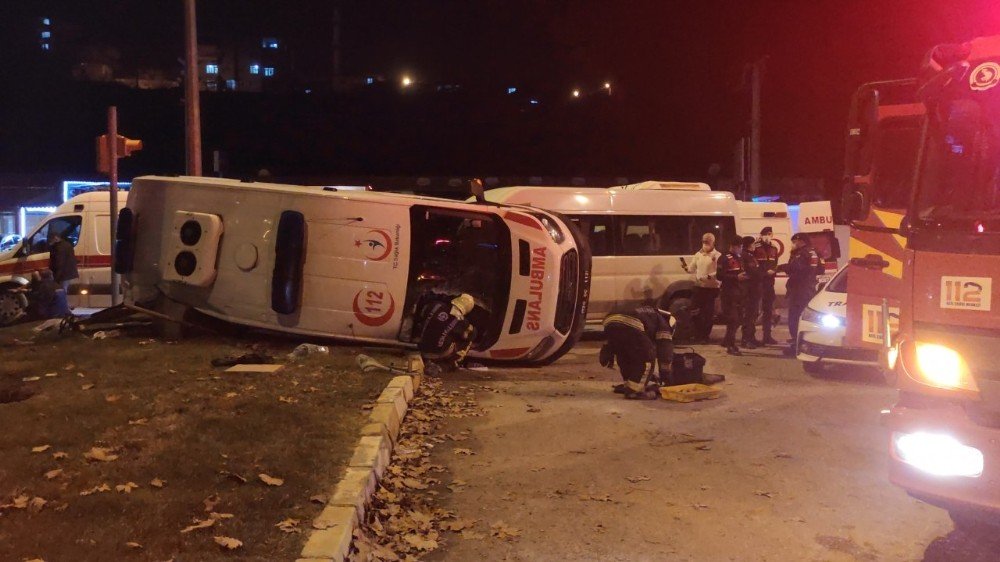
top-left (740, 236), bottom-right (762, 349)
top-left (717, 236), bottom-right (748, 356)
top-left (782, 233), bottom-right (823, 356)
top-left (753, 227), bottom-right (781, 345)
top-left (417, 293), bottom-right (477, 372)
top-left (599, 304), bottom-right (675, 400)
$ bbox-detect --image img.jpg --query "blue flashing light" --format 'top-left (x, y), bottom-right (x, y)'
top-left (529, 99), bottom-right (540, 105)
top-left (507, 87), bottom-right (517, 94)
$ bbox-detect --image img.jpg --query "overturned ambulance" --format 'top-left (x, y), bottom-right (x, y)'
top-left (117, 176), bottom-right (591, 364)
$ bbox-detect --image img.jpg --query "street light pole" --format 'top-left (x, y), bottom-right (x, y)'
top-left (183, 0), bottom-right (202, 176)
top-left (107, 107), bottom-right (120, 306)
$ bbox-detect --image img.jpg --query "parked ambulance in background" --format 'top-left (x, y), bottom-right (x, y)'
top-left (119, 176), bottom-right (591, 365)
top-left (482, 181), bottom-right (738, 339)
top-left (792, 200), bottom-right (842, 283)
top-left (0, 192), bottom-right (123, 324)
top-left (736, 200), bottom-right (792, 297)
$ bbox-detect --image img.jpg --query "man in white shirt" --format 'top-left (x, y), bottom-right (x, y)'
top-left (685, 232), bottom-right (721, 342)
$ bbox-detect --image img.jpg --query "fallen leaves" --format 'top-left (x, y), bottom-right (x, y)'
top-left (31, 445), bottom-right (51, 453)
top-left (105, 394), bottom-right (121, 403)
top-left (44, 469), bottom-right (63, 480)
top-left (278, 395), bottom-right (299, 404)
top-left (81, 384), bottom-right (95, 391)
top-left (213, 536), bottom-right (243, 550)
top-left (28, 497), bottom-right (47, 512)
top-left (203, 494), bottom-right (220, 512)
top-left (403, 532), bottom-right (439, 551)
top-left (51, 451), bottom-right (69, 460)
top-left (440, 518), bottom-right (476, 532)
top-left (180, 518), bottom-right (216, 534)
top-left (150, 478), bottom-right (166, 488)
top-left (275, 518), bottom-right (301, 534)
top-left (625, 475), bottom-right (651, 483)
top-left (116, 482), bottom-right (139, 494)
top-left (579, 494), bottom-right (613, 502)
top-left (83, 447), bottom-right (118, 462)
top-left (309, 493), bottom-right (328, 504)
top-left (490, 521), bottom-right (522, 540)
top-left (128, 418), bottom-right (149, 426)
top-left (258, 473), bottom-right (284, 487)
top-left (452, 448), bottom-right (475, 456)
top-left (80, 484), bottom-right (111, 496)
top-left (126, 542), bottom-right (143, 549)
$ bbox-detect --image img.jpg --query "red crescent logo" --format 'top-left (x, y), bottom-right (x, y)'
top-left (357, 229), bottom-right (392, 261)
top-left (352, 290), bottom-right (396, 326)
top-left (774, 239), bottom-right (785, 258)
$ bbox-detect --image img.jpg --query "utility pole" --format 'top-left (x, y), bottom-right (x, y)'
top-left (332, 1), bottom-right (342, 88)
top-left (749, 57), bottom-right (766, 197)
top-left (107, 107), bottom-right (120, 305)
top-left (184, 0), bottom-right (202, 175)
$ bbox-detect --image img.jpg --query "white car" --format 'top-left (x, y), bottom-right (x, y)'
top-left (796, 265), bottom-right (878, 373)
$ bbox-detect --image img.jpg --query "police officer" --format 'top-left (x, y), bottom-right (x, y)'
top-left (782, 233), bottom-right (823, 356)
top-left (717, 236), bottom-right (748, 356)
top-left (599, 304), bottom-right (675, 400)
top-left (753, 227), bottom-right (781, 345)
top-left (417, 293), bottom-right (477, 373)
top-left (740, 236), bottom-right (762, 349)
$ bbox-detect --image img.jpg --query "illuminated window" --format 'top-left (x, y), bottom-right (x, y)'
top-left (42, 18), bottom-right (50, 25)
top-left (205, 64), bottom-right (219, 75)
top-left (226, 79), bottom-right (237, 90)
top-left (262, 38), bottom-right (279, 49)
top-left (41, 31), bottom-right (51, 39)
top-left (366, 76), bottom-right (374, 85)
top-left (249, 64), bottom-right (260, 75)
top-left (41, 43), bottom-right (50, 51)
top-left (264, 67), bottom-right (275, 77)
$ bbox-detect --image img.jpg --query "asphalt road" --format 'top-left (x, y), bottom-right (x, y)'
top-left (425, 328), bottom-right (995, 561)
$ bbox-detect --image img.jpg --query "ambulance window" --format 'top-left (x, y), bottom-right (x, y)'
top-left (95, 215), bottom-right (111, 254)
top-left (25, 215), bottom-right (83, 255)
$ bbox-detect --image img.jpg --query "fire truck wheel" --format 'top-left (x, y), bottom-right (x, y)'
top-left (0, 290), bottom-right (28, 326)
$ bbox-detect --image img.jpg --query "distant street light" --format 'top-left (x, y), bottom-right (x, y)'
top-left (604, 82), bottom-right (611, 89)
top-left (401, 75), bottom-right (413, 87)
top-left (572, 89), bottom-right (580, 98)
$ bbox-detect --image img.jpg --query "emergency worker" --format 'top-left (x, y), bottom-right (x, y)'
top-left (717, 236), bottom-right (748, 356)
top-left (740, 236), bottom-right (762, 349)
top-left (683, 232), bottom-right (721, 342)
top-left (782, 233), bottom-right (823, 356)
top-left (417, 293), bottom-right (477, 373)
top-left (599, 304), bottom-right (675, 400)
top-left (753, 227), bottom-right (780, 345)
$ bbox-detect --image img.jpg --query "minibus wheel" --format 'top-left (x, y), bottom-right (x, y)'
top-left (0, 290), bottom-right (28, 325)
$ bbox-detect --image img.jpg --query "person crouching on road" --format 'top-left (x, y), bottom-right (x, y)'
top-left (781, 233), bottom-right (823, 356)
top-left (718, 236), bottom-right (749, 356)
top-left (418, 293), bottom-right (477, 374)
top-left (599, 304), bottom-right (675, 400)
top-left (684, 232), bottom-right (721, 343)
top-left (753, 227), bottom-right (780, 345)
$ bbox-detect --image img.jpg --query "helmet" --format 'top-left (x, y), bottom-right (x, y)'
top-left (655, 307), bottom-right (678, 329)
top-left (450, 293), bottom-right (475, 316)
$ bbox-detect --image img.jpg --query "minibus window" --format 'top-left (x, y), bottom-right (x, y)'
top-left (568, 216), bottom-right (613, 256)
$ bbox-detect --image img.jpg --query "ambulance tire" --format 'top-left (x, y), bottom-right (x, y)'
top-left (0, 290), bottom-right (28, 326)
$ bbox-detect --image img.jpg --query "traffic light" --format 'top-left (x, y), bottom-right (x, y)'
top-left (96, 134), bottom-right (143, 174)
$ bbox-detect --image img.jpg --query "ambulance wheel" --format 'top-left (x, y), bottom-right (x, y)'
top-left (0, 290), bottom-right (28, 326)
top-left (666, 296), bottom-right (694, 341)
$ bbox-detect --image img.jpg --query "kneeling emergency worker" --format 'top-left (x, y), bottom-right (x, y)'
top-left (599, 305), bottom-right (675, 400)
top-left (417, 293), bottom-right (476, 373)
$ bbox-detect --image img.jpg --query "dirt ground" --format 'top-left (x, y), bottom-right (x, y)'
top-left (417, 327), bottom-right (996, 562)
top-left (0, 321), bottom-right (393, 562)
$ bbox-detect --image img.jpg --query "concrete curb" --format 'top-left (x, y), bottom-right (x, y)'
top-left (297, 372), bottom-right (421, 562)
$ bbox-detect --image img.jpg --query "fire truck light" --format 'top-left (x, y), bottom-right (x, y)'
top-left (912, 342), bottom-right (976, 391)
top-left (893, 431), bottom-right (983, 477)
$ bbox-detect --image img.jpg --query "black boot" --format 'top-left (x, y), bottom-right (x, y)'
top-left (726, 346), bottom-right (742, 356)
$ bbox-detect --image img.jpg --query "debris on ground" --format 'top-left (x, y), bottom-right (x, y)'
top-left (91, 329), bottom-right (122, 340)
top-left (287, 343), bottom-right (330, 359)
top-left (210, 352), bottom-right (274, 367)
top-left (349, 378), bottom-right (486, 560)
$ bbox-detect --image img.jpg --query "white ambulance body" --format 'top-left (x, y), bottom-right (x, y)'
top-left (793, 200), bottom-right (841, 283)
top-left (0, 192), bottom-right (125, 324)
top-left (736, 200), bottom-right (793, 297)
top-left (480, 181), bottom-right (738, 337)
top-left (119, 176), bottom-right (591, 364)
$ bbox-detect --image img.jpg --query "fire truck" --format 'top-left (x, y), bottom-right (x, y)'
top-left (844, 35), bottom-right (1000, 532)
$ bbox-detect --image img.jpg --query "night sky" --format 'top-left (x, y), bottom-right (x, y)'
top-left (2, 0), bottom-right (999, 190)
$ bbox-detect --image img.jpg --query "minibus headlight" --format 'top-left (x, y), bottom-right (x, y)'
top-left (901, 341), bottom-right (979, 392)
